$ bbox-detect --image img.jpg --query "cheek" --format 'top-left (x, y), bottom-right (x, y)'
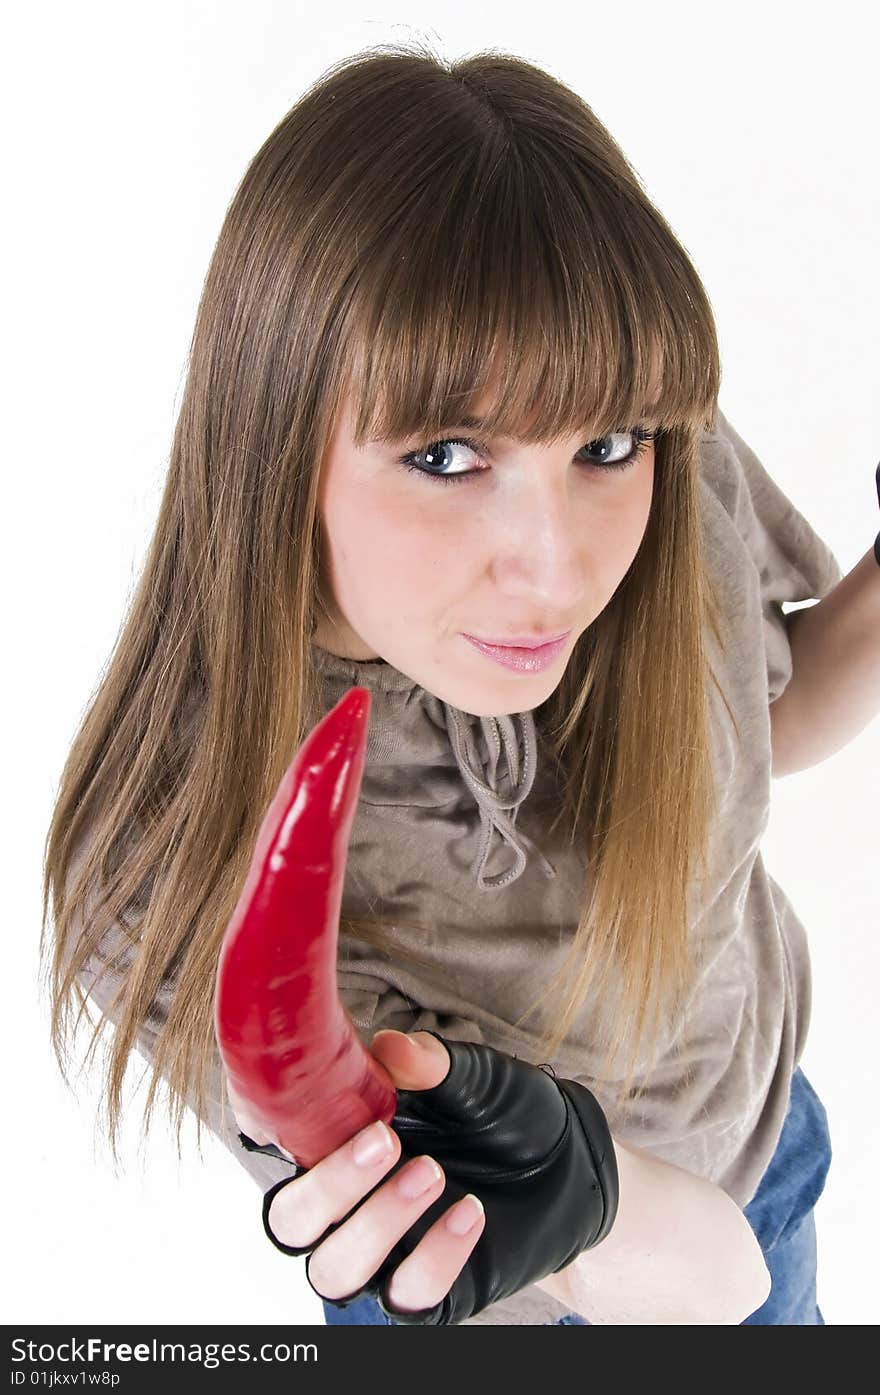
top-left (623, 455), bottom-right (655, 541)
top-left (326, 483), bottom-right (452, 593)
top-left (627, 469), bottom-right (654, 545)
top-left (590, 463), bottom-right (654, 582)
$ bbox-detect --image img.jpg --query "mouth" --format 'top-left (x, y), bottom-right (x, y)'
top-left (465, 630), bottom-right (571, 650)
top-left (461, 631), bottom-right (571, 674)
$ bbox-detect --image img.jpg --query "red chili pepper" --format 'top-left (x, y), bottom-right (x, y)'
top-left (214, 687), bottom-right (397, 1168)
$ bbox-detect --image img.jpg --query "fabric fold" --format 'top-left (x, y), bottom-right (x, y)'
top-left (310, 640), bottom-right (557, 891)
top-left (442, 706), bottom-right (558, 890)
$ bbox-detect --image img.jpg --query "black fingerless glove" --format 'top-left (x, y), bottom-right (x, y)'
top-left (239, 1033), bottom-right (619, 1325)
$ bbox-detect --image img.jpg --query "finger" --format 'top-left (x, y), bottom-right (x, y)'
top-left (370, 1029), bottom-right (450, 1090)
top-left (307, 1153), bottom-right (450, 1302)
top-left (266, 1119), bottom-right (403, 1250)
top-left (384, 1193), bottom-right (487, 1316)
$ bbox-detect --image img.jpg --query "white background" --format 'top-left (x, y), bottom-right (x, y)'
top-left (6, 0), bottom-right (878, 1327)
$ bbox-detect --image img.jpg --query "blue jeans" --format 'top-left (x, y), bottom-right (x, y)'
top-left (321, 1066), bottom-right (832, 1326)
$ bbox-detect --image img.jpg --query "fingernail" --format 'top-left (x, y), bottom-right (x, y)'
top-left (396, 1156), bottom-right (443, 1199)
top-left (446, 1194), bottom-right (484, 1236)
top-left (351, 1121), bottom-right (393, 1167)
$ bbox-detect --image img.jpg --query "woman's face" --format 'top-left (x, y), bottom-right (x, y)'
top-left (313, 389), bottom-right (655, 717)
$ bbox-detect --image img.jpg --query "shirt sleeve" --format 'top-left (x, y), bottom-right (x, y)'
top-left (709, 407), bottom-right (844, 704)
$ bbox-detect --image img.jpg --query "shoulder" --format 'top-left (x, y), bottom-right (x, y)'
top-left (696, 406), bottom-right (842, 596)
top-left (697, 407), bottom-right (764, 535)
top-left (694, 408), bottom-right (767, 589)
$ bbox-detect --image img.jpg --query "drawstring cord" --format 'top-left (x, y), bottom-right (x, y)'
top-left (443, 707), bottom-right (557, 891)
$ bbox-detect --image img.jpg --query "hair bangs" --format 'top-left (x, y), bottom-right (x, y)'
top-left (338, 136), bottom-right (718, 452)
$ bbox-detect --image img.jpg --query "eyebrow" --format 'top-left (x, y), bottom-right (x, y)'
top-left (369, 404), bottom-right (662, 445)
top-left (444, 415), bottom-right (495, 431)
top-left (368, 415), bottom-right (489, 443)
top-left (446, 400), bottom-right (662, 432)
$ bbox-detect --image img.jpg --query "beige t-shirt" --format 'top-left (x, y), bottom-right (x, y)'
top-left (76, 407), bottom-right (843, 1325)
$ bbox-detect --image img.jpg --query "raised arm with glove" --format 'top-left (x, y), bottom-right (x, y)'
top-left (214, 686), bottom-right (619, 1325)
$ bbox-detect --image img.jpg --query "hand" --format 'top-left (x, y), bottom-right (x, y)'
top-left (229, 1030), bottom-right (487, 1317)
top-left (235, 1027), bottom-right (620, 1325)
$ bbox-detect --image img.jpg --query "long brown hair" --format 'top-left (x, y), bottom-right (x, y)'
top-left (40, 42), bottom-right (733, 1165)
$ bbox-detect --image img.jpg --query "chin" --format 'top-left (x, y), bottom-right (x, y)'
top-left (457, 678), bottom-right (557, 719)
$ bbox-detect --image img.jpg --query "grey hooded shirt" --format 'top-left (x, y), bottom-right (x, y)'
top-left (75, 407), bottom-right (844, 1325)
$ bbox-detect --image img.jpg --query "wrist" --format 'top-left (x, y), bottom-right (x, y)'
top-left (546, 1137), bottom-right (771, 1325)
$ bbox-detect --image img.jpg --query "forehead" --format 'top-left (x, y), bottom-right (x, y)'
top-left (334, 349), bottom-right (666, 449)
top-left (455, 358), bottom-right (665, 421)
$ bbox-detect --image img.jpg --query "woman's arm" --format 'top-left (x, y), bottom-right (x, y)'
top-left (535, 1135), bottom-right (771, 1325)
top-left (770, 544), bottom-right (880, 777)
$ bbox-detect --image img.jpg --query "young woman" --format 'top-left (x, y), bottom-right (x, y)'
top-left (41, 44), bottom-right (880, 1326)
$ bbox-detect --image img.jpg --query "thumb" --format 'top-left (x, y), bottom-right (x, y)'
top-left (370, 1029), bottom-right (451, 1091)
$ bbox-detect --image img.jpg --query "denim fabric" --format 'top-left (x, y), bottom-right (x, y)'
top-left (321, 1066), bottom-right (832, 1326)
top-left (740, 1067), bottom-right (831, 1324)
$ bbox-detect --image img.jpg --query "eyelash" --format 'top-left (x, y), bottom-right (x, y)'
top-left (396, 428), bottom-right (657, 487)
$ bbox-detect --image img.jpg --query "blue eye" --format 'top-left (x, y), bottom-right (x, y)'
top-left (396, 428), bottom-right (656, 487)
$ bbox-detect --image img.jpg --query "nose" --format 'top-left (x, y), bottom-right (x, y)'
top-left (485, 477), bottom-right (586, 612)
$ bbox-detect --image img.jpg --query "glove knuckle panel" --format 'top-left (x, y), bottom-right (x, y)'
top-left (393, 1039), bottom-right (568, 1172)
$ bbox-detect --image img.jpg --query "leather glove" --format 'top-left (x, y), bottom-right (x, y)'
top-left (239, 1031), bottom-right (619, 1325)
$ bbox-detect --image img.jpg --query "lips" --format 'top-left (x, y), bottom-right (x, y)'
top-left (462, 632), bottom-right (571, 674)
top-left (466, 630), bottom-right (571, 650)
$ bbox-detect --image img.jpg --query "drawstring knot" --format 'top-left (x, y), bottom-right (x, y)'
top-left (443, 707), bottom-right (557, 891)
